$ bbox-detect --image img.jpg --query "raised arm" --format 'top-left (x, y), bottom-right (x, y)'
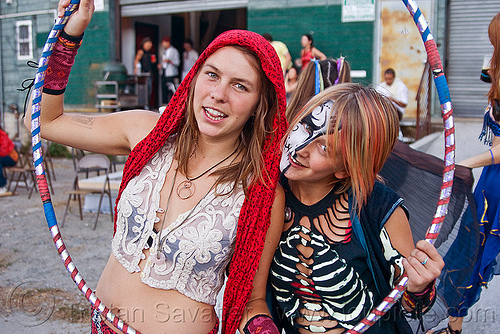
top-left (384, 207), bottom-right (443, 293)
top-left (384, 207), bottom-right (443, 315)
top-left (459, 110), bottom-right (500, 169)
top-left (312, 47), bottom-right (327, 61)
top-left (24, 0), bottom-right (159, 156)
top-left (238, 185), bottom-right (285, 333)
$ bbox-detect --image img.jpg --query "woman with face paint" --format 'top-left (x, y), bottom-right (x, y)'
top-left (269, 83), bottom-right (444, 334)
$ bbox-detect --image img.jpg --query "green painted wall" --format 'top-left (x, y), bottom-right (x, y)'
top-left (248, 5), bottom-right (374, 85)
top-left (62, 11), bottom-right (110, 108)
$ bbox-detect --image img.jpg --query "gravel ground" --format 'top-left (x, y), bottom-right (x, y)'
top-left (0, 157), bottom-right (113, 333)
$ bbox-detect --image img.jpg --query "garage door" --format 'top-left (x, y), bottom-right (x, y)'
top-left (447, 0), bottom-right (500, 117)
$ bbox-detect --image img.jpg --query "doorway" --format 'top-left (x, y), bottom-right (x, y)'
top-left (135, 22), bottom-right (159, 109)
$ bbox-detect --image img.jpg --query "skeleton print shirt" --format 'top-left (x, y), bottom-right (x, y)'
top-left (270, 177), bottom-right (408, 333)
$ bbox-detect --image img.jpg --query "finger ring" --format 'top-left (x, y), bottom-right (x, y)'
top-left (421, 256), bottom-right (429, 265)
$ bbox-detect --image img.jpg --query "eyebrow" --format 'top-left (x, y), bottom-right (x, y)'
top-left (203, 63), bottom-right (256, 89)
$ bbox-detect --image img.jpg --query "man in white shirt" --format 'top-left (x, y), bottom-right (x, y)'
top-left (160, 36), bottom-right (180, 105)
top-left (182, 39), bottom-right (199, 81)
top-left (376, 68), bottom-right (408, 120)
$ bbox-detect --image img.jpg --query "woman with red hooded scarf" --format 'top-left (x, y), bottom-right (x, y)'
top-left (25, 1), bottom-right (288, 333)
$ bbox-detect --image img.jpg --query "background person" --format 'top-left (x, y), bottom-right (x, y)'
top-left (285, 64), bottom-right (300, 104)
top-left (133, 37), bottom-right (157, 109)
top-left (428, 11), bottom-right (500, 334)
top-left (181, 38), bottom-right (199, 81)
top-left (27, 1), bottom-right (289, 333)
top-left (263, 33), bottom-right (292, 75)
top-left (298, 33), bottom-right (326, 71)
top-left (0, 126), bottom-right (18, 196)
top-left (376, 68), bottom-right (408, 120)
top-left (159, 36), bottom-right (180, 105)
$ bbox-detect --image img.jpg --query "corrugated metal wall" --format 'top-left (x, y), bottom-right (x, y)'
top-left (447, 0), bottom-right (500, 117)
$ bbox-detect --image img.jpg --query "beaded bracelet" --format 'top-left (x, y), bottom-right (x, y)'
top-left (402, 281), bottom-right (436, 317)
top-left (58, 30), bottom-right (83, 49)
top-left (490, 149), bottom-right (495, 165)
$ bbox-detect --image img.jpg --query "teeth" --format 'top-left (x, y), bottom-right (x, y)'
top-left (290, 154), bottom-right (303, 166)
top-left (204, 107), bottom-right (226, 120)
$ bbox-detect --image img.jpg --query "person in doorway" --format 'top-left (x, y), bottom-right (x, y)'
top-left (0, 126), bottom-right (18, 196)
top-left (133, 37), bottom-right (157, 109)
top-left (160, 36), bottom-right (180, 105)
top-left (181, 38), bottom-right (199, 81)
top-left (263, 33), bottom-right (292, 75)
top-left (376, 68), bottom-right (409, 121)
top-left (270, 84), bottom-right (443, 333)
top-left (298, 33), bottom-right (326, 71)
top-left (28, 1), bottom-right (288, 333)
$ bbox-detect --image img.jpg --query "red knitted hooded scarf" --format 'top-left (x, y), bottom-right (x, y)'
top-left (114, 30), bottom-right (287, 334)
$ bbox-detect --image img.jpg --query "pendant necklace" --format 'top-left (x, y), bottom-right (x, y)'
top-left (152, 167), bottom-right (217, 263)
top-left (176, 143), bottom-right (240, 199)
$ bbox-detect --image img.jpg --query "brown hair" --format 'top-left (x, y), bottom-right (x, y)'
top-left (175, 45), bottom-right (279, 194)
top-left (288, 83), bottom-right (399, 212)
top-left (286, 58), bottom-right (351, 122)
top-left (488, 12), bottom-right (500, 121)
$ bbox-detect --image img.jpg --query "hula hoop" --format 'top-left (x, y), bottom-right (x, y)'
top-left (31, 1), bottom-right (454, 334)
top-left (30, 1), bottom-right (140, 333)
top-left (346, 0), bottom-right (455, 332)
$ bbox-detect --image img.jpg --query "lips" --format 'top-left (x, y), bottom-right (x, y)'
top-left (204, 107), bottom-right (226, 121)
top-left (289, 154), bottom-right (305, 167)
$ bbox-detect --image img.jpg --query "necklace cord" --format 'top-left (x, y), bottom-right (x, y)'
top-left (177, 142), bottom-right (241, 199)
top-left (186, 142), bottom-right (241, 181)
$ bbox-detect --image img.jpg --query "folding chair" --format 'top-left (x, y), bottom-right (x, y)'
top-left (62, 153), bottom-right (113, 230)
top-left (7, 152), bottom-right (37, 198)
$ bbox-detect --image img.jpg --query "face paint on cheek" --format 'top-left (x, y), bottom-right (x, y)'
top-left (280, 100), bottom-right (334, 173)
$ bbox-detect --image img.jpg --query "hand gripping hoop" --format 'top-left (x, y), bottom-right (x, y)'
top-left (30, 1), bottom-right (140, 333)
top-left (31, 1), bottom-right (454, 333)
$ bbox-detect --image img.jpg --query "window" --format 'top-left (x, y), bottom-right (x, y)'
top-left (16, 20), bottom-right (33, 60)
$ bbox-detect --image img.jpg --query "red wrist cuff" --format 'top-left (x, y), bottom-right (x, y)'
top-left (243, 314), bottom-right (279, 334)
top-left (42, 35), bottom-right (81, 95)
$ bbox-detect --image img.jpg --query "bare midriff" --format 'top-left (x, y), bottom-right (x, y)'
top-left (95, 254), bottom-right (217, 334)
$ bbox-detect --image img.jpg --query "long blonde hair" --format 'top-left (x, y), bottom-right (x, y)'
top-left (175, 45), bottom-right (280, 194)
top-left (289, 83), bottom-right (399, 212)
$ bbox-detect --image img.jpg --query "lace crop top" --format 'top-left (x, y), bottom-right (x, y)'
top-left (112, 137), bottom-right (245, 305)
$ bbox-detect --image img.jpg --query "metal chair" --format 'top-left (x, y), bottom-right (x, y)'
top-left (6, 141), bottom-right (55, 198)
top-left (62, 153), bottom-right (113, 230)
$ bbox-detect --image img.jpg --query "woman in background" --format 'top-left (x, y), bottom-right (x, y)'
top-left (430, 11), bottom-right (500, 334)
top-left (298, 34), bottom-right (326, 71)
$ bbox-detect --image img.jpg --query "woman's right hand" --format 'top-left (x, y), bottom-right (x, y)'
top-left (58, 0), bottom-right (94, 37)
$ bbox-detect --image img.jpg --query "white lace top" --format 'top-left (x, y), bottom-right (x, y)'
top-left (112, 137), bottom-right (244, 305)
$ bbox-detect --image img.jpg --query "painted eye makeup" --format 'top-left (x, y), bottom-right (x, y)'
top-left (301, 122), bottom-right (313, 134)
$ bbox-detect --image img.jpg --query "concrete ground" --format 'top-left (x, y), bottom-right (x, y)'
top-left (411, 117), bottom-right (500, 333)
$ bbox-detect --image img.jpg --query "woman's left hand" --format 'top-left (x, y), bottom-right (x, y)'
top-left (57, 0), bottom-right (94, 37)
top-left (403, 240), bottom-right (444, 293)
